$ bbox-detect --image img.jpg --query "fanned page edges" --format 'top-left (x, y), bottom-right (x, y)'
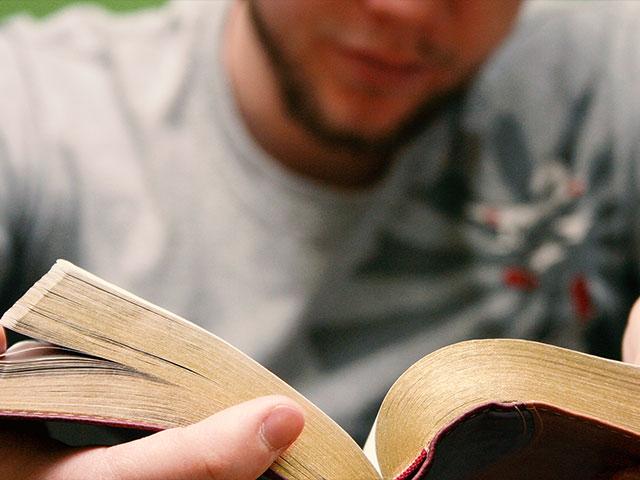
top-left (395, 402), bottom-right (640, 480)
top-left (0, 260), bottom-right (380, 480)
top-left (375, 339), bottom-right (640, 479)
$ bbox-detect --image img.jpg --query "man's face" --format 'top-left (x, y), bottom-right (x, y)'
top-left (249, 0), bottom-right (522, 153)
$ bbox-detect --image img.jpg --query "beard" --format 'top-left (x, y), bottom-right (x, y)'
top-left (247, 1), bottom-right (469, 157)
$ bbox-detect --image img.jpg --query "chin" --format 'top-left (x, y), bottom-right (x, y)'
top-left (323, 106), bottom-right (420, 143)
top-left (324, 96), bottom-right (414, 134)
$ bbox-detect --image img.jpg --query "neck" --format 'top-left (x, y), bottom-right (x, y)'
top-left (223, 2), bottom-right (390, 189)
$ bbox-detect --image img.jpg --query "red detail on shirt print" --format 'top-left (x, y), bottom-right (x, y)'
top-left (503, 267), bottom-right (539, 291)
top-left (570, 274), bottom-right (593, 324)
top-left (568, 178), bottom-right (586, 198)
top-left (482, 207), bottom-right (501, 229)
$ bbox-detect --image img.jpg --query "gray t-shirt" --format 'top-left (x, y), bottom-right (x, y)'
top-left (1, 1), bottom-right (639, 442)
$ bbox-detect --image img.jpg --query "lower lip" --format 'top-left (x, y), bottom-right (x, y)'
top-left (331, 47), bottom-right (430, 92)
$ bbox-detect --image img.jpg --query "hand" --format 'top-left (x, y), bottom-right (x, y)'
top-left (0, 327), bottom-right (305, 480)
top-left (614, 306), bottom-right (640, 479)
top-left (623, 299), bottom-right (640, 364)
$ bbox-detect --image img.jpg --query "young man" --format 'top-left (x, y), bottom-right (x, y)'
top-left (2, 0), bottom-right (640, 478)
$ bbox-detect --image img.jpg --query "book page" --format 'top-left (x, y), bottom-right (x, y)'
top-left (363, 414), bottom-right (381, 475)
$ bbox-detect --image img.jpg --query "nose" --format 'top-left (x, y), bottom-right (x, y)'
top-left (361, 0), bottom-right (450, 27)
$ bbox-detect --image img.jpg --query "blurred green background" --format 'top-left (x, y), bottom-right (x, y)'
top-left (0, 0), bottom-right (166, 20)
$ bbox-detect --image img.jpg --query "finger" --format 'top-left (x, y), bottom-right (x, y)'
top-left (47, 395), bottom-right (304, 480)
top-left (0, 327), bottom-right (6, 353)
top-left (622, 298), bottom-right (640, 363)
top-left (5, 340), bottom-right (63, 360)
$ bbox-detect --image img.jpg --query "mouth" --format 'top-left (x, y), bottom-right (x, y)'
top-left (331, 45), bottom-right (438, 93)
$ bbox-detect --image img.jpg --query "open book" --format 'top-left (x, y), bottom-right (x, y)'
top-left (1, 260), bottom-right (640, 479)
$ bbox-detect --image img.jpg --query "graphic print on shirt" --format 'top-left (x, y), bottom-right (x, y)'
top-left (306, 102), bottom-right (629, 398)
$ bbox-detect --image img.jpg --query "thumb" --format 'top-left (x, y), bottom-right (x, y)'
top-left (0, 328), bottom-right (5, 353)
top-left (45, 395), bottom-right (304, 480)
